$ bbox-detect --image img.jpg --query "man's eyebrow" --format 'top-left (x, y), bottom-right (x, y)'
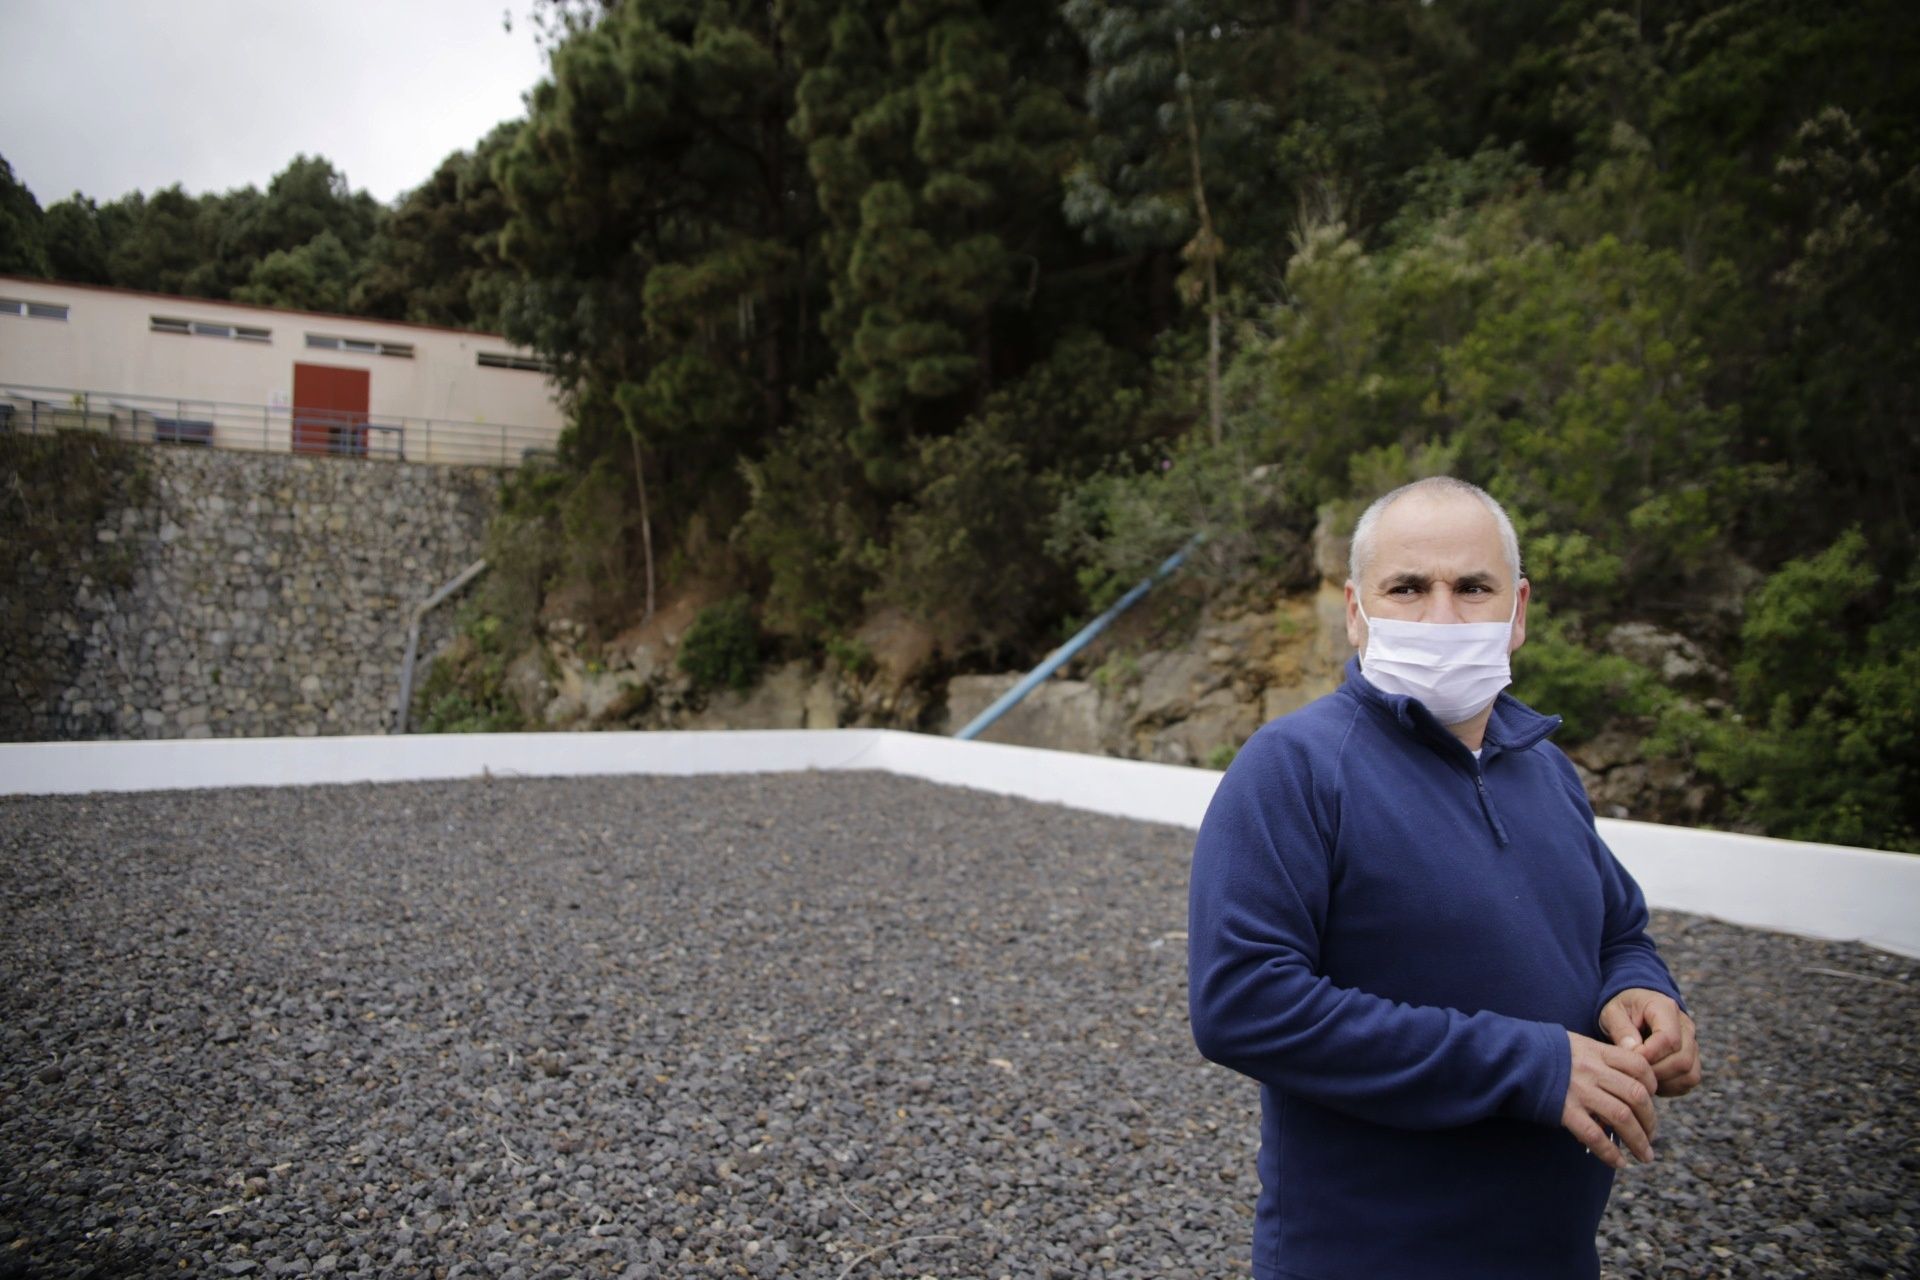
top-left (1380, 571), bottom-right (1431, 590)
top-left (1454, 571), bottom-right (1500, 589)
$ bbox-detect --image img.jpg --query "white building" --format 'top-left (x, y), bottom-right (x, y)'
top-left (0, 276), bottom-right (566, 467)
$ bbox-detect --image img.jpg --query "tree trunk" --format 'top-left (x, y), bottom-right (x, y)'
top-left (1207, 255), bottom-right (1222, 447)
top-left (630, 431), bottom-right (656, 623)
top-left (1176, 28), bottom-right (1224, 446)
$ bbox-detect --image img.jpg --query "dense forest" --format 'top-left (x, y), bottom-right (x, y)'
top-left (3, 0), bottom-right (1916, 850)
top-left (0, 137), bottom-right (513, 329)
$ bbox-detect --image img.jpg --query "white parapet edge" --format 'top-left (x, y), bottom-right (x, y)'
top-left (0, 729), bottom-right (890, 793)
top-left (3, 728), bottom-right (1916, 958)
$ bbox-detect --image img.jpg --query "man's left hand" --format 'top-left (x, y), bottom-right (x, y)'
top-left (1599, 988), bottom-right (1701, 1098)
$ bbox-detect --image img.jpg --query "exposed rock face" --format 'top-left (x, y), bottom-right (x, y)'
top-left (4, 444), bottom-right (497, 741)
top-left (531, 636), bottom-right (857, 737)
top-left (497, 506), bottom-right (1724, 824)
top-left (922, 581), bottom-right (1350, 767)
top-left (1605, 622), bottom-right (1717, 686)
top-left (502, 646), bottom-right (555, 723)
top-left (945, 675), bottom-right (1113, 754)
top-left (1131, 650), bottom-right (1224, 729)
top-left (685, 661), bottom-right (819, 731)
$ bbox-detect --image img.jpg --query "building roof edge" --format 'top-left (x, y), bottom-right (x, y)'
top-left (0, 274), bottom-right (518, 342)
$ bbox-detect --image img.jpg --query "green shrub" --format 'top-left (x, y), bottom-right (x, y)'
top-left (823, 634), bottom-right (875, 679)
top-left (1510, 608), bottom-right (1671, 745)
top-left (678, 596), bottom-right (762, 693)
top-left (1090, 652), bottom-right (1141, 691)
top-left (557, 458), bottom-right (638, 627)
top-left (1673, 535), bottom-right (1920, 852)
top-left (413, 609), bottom-right (527, 734)
top-left (469, 460), bottom-right (568, 658)
top-left (735, 402), bottom-right (880, 641)
top-left (1050, 432), bottom-right (1297, 614)
top-left (875, 414), bottom-right (1068, 653)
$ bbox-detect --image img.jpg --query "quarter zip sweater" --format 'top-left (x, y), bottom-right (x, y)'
top-left (1189, 659), bottom-right (1683, 1280)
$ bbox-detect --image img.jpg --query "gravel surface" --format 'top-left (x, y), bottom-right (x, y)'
top-left (0, 772), bottom-right (1913, 1279)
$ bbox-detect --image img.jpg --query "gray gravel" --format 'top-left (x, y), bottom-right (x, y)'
top-left (0, 772), bottom-right (1913, 1279)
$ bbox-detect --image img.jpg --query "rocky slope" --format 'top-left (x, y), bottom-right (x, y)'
top-left (448, 522), bottom-right (1721, 824)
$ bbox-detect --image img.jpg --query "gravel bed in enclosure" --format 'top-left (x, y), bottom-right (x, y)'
top-left (1, 771), bottom-right (1914, 1279)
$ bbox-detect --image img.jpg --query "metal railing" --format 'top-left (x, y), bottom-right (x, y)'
top-left (0, 383), bottom-right (560, 469)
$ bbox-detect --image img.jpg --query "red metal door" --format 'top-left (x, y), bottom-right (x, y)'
top-left (292, 363), bottom-right (370, 457)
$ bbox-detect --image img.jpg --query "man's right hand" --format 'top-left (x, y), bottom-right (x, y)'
top-left (1561, 1031), bottom-right (1660, 1170)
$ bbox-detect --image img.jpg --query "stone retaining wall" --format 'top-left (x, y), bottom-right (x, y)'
top-left (3, 441), bottom-right (498, 740)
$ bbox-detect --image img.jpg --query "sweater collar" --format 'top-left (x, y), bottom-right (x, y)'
top-left (1338, 655), bottom-right (1561, 756)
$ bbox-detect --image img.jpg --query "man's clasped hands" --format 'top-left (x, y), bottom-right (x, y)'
top-left (1562, 988), bottom-right (1703, 1171)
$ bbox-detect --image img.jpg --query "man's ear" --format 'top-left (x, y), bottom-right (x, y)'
top-left (1510, 578), bottom-right (1531, 654)
top-left (1344, 580), bottom-right (1365, 652)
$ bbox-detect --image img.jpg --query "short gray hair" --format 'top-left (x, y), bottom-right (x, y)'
top-left (1348, 476), bottom-right (1522, 585)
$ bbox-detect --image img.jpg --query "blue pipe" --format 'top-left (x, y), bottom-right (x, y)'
top-left (955, 533), bottom-right (1205, 741)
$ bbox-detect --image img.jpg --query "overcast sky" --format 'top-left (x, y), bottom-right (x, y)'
top-left (0, 1), bottom-right (550, 208)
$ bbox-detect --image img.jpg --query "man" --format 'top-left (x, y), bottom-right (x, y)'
top-left (1188, 476), bottom-right (1701, 1280)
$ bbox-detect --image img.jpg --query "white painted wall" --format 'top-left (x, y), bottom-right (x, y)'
top-left (0, 276), bottom-right (563, 463)
top-left (3, 729), bottom-right (1915, 958)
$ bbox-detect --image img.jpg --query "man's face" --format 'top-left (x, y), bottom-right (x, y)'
top-left (1344, 492), bottom-right (1530, 653)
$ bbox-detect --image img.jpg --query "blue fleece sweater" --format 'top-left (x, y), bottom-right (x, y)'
top-left (1188, 659), bottom-right (1682, 1280)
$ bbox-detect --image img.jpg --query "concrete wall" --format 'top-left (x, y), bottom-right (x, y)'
top-left (0, 276), bottom-right (564, 464)
top-left (3, 443), bottom-right (498, 741)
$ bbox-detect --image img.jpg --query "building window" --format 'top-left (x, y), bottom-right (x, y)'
top-left (2, 297), bottom-right (70, 321)
top-left (478, 351), bottom-right (550, 373)
top-left (306, 333), bottom-right (413, 358)
top-left (151, 316), bottom-right (271, 342)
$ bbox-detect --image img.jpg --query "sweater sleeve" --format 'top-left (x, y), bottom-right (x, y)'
top-left (1188, 725), bottom-right (1569, 1131)
top-left (1548, 752), bottom-right (1688, 1025)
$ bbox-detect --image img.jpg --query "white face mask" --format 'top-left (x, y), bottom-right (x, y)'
top-left (1357, 597), bottom-right (1518, 726)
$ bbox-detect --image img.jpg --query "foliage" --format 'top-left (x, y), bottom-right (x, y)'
top-left (0, 430), bottom-right (151, 591)
top-left (823, 634), bottom-right (875, 678)
top-left (414, 610), bottom-right (528, 735)
top-left (351, 122), bottom-right (521, 329)
top-left (1051, 436), bottom-right (1280, 610)
top-left (495, 0), bottom-right (810, 563)
top-left (1657, 533), bottom-right (1920, 852)
top-left (2, 151), bottom-right (396, 310)
top-left (875, 414), bottom-right (1064, 653)
top-left (0, 432), bottom-right (152, 738)
top-left (1510, 608), bottom-right (1673, 746)
top-left (41, 196), bottom-right (110, 283)
top-left (1451, 229), bottom-right (1741, 608)
top-left (0, 156), bottom-right (50, 276)
top-left (787, 0), bottom-right (1084, 488)
top-left (233, 230), bottom-right (358, 312)
top-left (734, 397), bottom-right (882, 639)
top-left (469, 462), bottom-right (570, 661)
top-left (678, 596), bottom-right (764, 694)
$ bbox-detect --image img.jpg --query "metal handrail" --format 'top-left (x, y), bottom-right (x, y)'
top-left (0, 382), bottom-right (558, 469)
top-left (955, 533), bottom-right (1205, 740)
top-left (395, 558), bottom-right (490, 734)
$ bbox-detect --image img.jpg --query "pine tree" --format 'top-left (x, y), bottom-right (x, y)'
top-left (786, 0), bottom-right (1079, 489)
